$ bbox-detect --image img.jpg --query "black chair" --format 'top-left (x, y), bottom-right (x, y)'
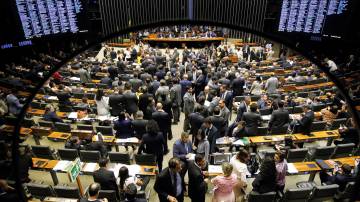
top-left (85, 93), bottom-right (96, 100)
top-left (59, 105), bottom-right (73, 112)
top-left (257, 127), bottom-right (268, 136)
top-left (96, 126), bottom-right (113, 135)
top-left (330, 118), bottom-right (347, 130)
top-left (85, 83), bottom-right (96, 88)
top-left (134, 154), bottom-right (156, 166)
top-left (77, 124), bottom-right (94, 131)
top-left (98, 190), bottom-right (118, 202)
top-left (269, 125), bottom-right (288, 135)
top-left (73, 93), bottom-right (85, 99)
top-left (234, 96), bottom-right (245, 102)
top-left (80, 150), bottom-right (101, 162)
top-left (259, 108), bottom-right (272, 116)
top-left (26, 183), bottom-right (55, 200)
top-left (297, 92), bottom-right (308, 98)
top-left (308, 184), bottom-right (339, 202)
top-left (282, 187), bottom-right (313, 202)
top-left (248, 191), bottom-right (276, 202)
top-left (38, 120), bottom-right (55, 128)
top-left (31, 145), bottom-right (56, 159)
top-left (312, 104), bottom-right (326, 112)
top-left (5, 116), bottom-right (17, 126)
top-left (97, 83), bottom-right (108, 89)
top-left (54, 186), bottom-right (80, 198)
top-left (55, 122), bottom-right (72, 133)
top-left (30, 101), bottom-right (42, 109)
top-left (292, 106), bottom-right (303, 114)
top-left (23, 118), bottom-right (36, 128)
top-left (285, 107), bottom-right (294, 114)
top-left (334, 182), bottom-right (355, 201)
top-left (331, 143), bottom-right (356, 158)
top-left (210, 153), bottom-right (232, 165)
top-left (258, 150), bottom-right (276, 162)
top-left (108, 152), bottom-right (131, 164)
top-left (58, 149), bottom-right (79, 161)
top-left (308, 146), bottom-right (336, 160)
top-left (286, 148), bottom-right (309, 163)
top-left (310, 121), bottom-right (327, 132)
top-left (250, 95), bottom-right (261, 102)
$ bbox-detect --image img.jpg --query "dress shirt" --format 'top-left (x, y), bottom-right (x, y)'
top-left (169, 170), bottom-right (182, 196)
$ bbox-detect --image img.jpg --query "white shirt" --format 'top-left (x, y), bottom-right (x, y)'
top-left (230, 155), bottom-right (250, 183)
top-left (327, 60), bottom-right (338, 72)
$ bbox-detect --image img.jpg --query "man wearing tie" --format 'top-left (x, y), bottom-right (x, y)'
top-left (173, 132), bottom-right (193, 177)
top-left (203, 118), bottom-right (220, 154)
top-left (154, 157), bottom-right (185, 202)
top-left (188, 154), bottom-right (208, 202)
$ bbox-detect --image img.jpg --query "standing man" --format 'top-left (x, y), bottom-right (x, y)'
top-left (152, 103), bottom-right (172, 147)
top-left (154, 157), bottom-right (185, 202)
top-left (78, 65), bottom-right (91, 84)
top-left (203, 118), bottom-right (219, 154)
top-left (188, 154), bottom-right (208, 202)
top-left (108, 87), bottom-right (125, 117)
top-left (219, 99), bottom-right (230, 123)
top-left (183, 86), bottom-right (195, 132)
top-left (170, 78), bottom-right (182, 124)
top-left (173, 132), bottom-right (193, 177)
top-left (265, 76), bottom-right (279, 95)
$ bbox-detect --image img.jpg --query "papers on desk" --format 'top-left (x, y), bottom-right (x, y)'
top-left (47, 96), bottom-right (58, 101)
top-left (68, 112), bottom-right (78, 119)
top-left (208, 165), bottom-right (223, 174)
top-left (115, 137), bottom-right (139, 144)
top-left (232, 139), bottom-right (245, 146)
top-left (53, 160), bottom-right (72, 172)
top-left (70, 77), bottom-right (80, 81)
top-left (216, 137), bottom-right (234, 145)
top-left (82, 163), bottom-right (99, 173)
top-left (287, 163), bottom-right (299, 174)
top-left (97, 115), bottom-right (117, 122)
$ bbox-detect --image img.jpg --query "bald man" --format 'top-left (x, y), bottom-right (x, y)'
top-left (152, 103), bottom-right (172, 150)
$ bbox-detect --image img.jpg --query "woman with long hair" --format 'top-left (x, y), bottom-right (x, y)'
top-left (252, 157), bottom-right (277, 193)
top-left (193, 129), bottom-right (210, 161)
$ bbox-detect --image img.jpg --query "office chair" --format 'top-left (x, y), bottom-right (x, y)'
top-left (310, 121), bottom-right (327, 132)
top-left (5, 116), bottom-right (17, 126)
top-left (286, 148), bottom-right (308, 163)
top-left (108, 152), bottom-right (131, 164)
top-left (38, 120), bottom-right (55, 128)
top-left (58, 105), bottom-right (73, 112)
top-left (55, 122), bottom-right (72, 133)
top-left (308, 184), bottom-right (339, 202)
top-left (250, 95), bottom-right (261, 102)
top-left (97, 83), bottom-right (108, 89)
top-left (73, 93), bottom-right (85, 99)
top-left (234, 96), bottom-right (245, 102)
top-left (134, 154), bottom-right (156, 166)
top-left (26, 183), bottom-right (55, 200)
top-left (22, 118), bottom-right (36, 128)
top-left (247, 191), bottom-right (276, 202)
top-left (58, 149), bottom-right (79, 161)
top-left (269, 125), bottom-right (288, 135)
top-left (257, 127), bottom-right (268, 136)
top-left (98, 190), bottom-right (118, 202)
top-left (30, 101), bottom-right (42, 109)
top-left (85, 93), bottom-right (96, 100)
top-left (330, 118), bottom-right (347, 130)
top-left (330, 143), bottom-right (356, 159)
top-left (77, 124), bottom-right (94, 131)
top-left (282, 187), bottom-right (313, 202)
top-left (297, 92), bottom-right (308, 98)
top-left (292, 106), bottom-right (303, 114)
top-left (311, 104), bottom-right (326, 112)
top-left (31, 145), bottom-right (56, 159)
top-left (308, 146), bottom-right (336, 160)
top-left (259, 108), bottom-right (272, 116)
top-left (54, 185), bottom-right (80, 198)
top-left (80, 150), bottom-right (101, 162)
top-left (85, 83), bottom-right (96, 88)
top-left (258, 150), bottom-right (276, 162)
top-left (334, 182), bottom-right (355, 201)
top-left (96, 126), bottom-right (113, 135)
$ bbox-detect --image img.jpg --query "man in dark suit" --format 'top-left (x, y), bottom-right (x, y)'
top-left (108, 87), bottom-right (125, 116)
top-left (235, 96), bottom-right (251, 122)
top-left (320, 163), bottom-right (355, 192)
top-left (292, 105), bottom-right (314, 135)
top-left (170, 78), bottom-right (182, 124)
top-left (173, 132), bottom-right (192, 176)
top-left (138, 86), bottom-right (153, 113)
top-left (154, 157), bottom-right (185, 202)
top-left (210, 107), bottom-right (227, 137)
top-left (93, 158), bottom-right (119, 198)
top-left (189, 106), bottom-right (205, 140)
top-left (219, 85), bottom-right (233, 111)
top-left (268, 101), bottom-right (290, 133)
top-left (152, 103), bottom-right (172, 146)
top-left (131, 111), bottom-right (148, 139)
top-left (188, 154), bottom-right (208, 202)
top-left (123, 82), bottom-right (139, 115)
top-left (197, 86), bottom-right (213, 102)
top-left (232, 75), bottom-right (245, 97)
top-left (57, 85), bottom-right (72, 106)
top-left (194, 69), bottom-right (206, 97)
top-left (242, 103), bottom-right (262, 136)
top-left (107, 65), bottom-right (118, 80)
top-left (203, 117), bottom-right (220, 154)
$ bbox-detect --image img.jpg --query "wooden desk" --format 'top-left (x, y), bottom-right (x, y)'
top-left (234, 42), bottom-right (258, 47)
top-left (47, 132), bottom-right (71, 141)
top-left (27, 108), bottom-right (67, 118)
top-left (249, 135), bottom-right (292, 145)
top-left (95, 72), bottom-right (109, 77)
top-left (295, 82), bottom-right (334, 91)
top-left (71, 130), bottom-right (94, 140)
top-left (92, 135), bottom-right (115, 143)
top-left (324, 156), bottom-right (360, 169)
top-left (294, 130), bottom-right (339, 142)
top-left (290, 161), bottom-right (321, 181)
top-left (0, 125), bottom-right (32, 137)
top-left (107, 42), bottom-right (132, 47)
top-left (43, 197), bottom-right (78, 202)
top-left (92, 80), bottom-right (101, 83)
top-left (356, 106), bottom-right (360, 111)
top-left (138, 165), bottom-right (157, 175)
top-left (69, 98), bottom-right (96, 105)
top-left (32, 158), bottom-right (59, 169)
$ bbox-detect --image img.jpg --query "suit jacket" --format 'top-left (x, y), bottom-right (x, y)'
top-left (93, 167), bottom-right (118, 196)
top-left (183, 92), bottom-right (195, 115)
top-left (170, 84), bottom-right (182, 106)
top-left (188, 162), bottom-right (208, 199)
top-left (78, 68), bottom-right (91, 83)
top-left (152, 110), bottom-right (171, 134)
top-left (242, 112), bottom-right (262, 136)
top-left (154, 168), bottom-right (186, 202)
top-left (123, 91), bottom-right (138, 114)
top-left (298, 111), bottom-right (315, 135)
top-left (138, 132), bottom-right (166, 156)
top-left (232, 77), bottom-right (245, 96)
top-left (189, 112), bottom-right (205, 136)
top-left (236, 102), bottom-right (248, 122)
top-left (138, 93), bottom-right (153, 113)
top-left (107, 66), bottom-right (118, 80)
top-left (205, 126), bottom-right (219, 153)
top-left (269, 108), bottom-right (290, 131)
top-left (197, 91), bottom-right (213, 102)
top-left (114, 119), bottom-right (133, 138)
top-left (108, 94), bottom-right (125, 116)
top-left (252, 174), bottom-right (276, 194)
top-left (132, 119), bottom-right (148, 139)
top-left (6, 94), bottom-right (23, 115)
top-left (173, 139), bottom-right (192, 161)
top-left (210, 115), bottom-right (226, 136)
top-left (57, 91), bottom-right (72, 106)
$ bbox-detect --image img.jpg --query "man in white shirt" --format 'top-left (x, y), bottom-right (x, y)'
top-left (325, 58), bottom-right (338, 72)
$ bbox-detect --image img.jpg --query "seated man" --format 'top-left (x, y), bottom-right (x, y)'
top-left (320, 163), bottom-right (355, 192)
top-left (93, 159), bottom-right (119, 199)
top-left (80, 182), bottom-right (108, 202)
top-left (123, 183), bottom-right (147, 202)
